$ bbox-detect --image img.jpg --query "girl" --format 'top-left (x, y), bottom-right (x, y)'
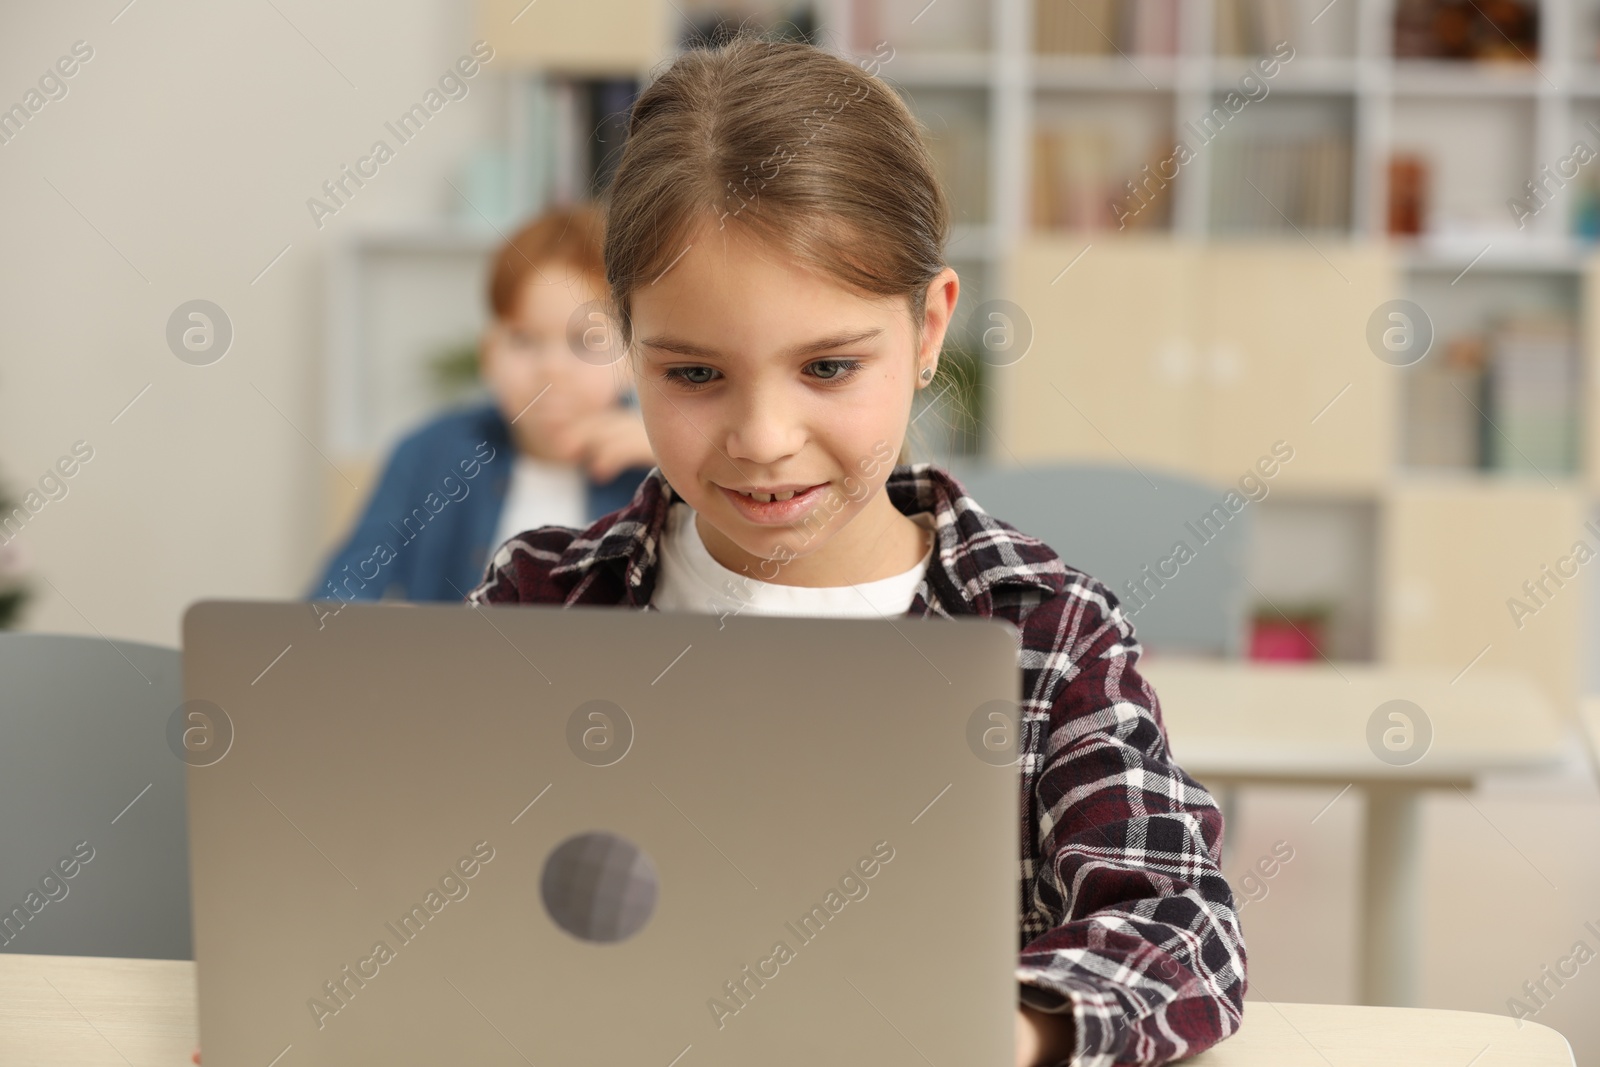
top-left (469, 35), bottom-right (1246, 1066)
top-left (311, 203), bottom-right (656, 603)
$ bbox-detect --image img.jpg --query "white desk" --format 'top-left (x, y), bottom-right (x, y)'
top-left (0, 954), bottom-right (1573, 1065)
top-left (1190, 999), bottom-right (1574, 1066)
top-left (1143, 657), bottom-right (1568, 1008)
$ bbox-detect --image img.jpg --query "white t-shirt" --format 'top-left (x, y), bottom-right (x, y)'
top-left (650, 500), bottom-right (935, 618)
top-left (490, 454), bottom-right (589, 549)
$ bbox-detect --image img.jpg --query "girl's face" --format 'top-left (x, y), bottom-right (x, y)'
top-left (480, 264), bottom-right (631, 457)
top-left (629, 215), bottom-right (959, 587)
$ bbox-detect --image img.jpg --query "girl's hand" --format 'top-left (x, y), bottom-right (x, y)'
top-left (191, 1047), bottom-right (200, 1064)
top-left (1016, 1003), bottom-right (1075, 1067)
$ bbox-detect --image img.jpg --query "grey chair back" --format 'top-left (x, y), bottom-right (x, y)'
top-left (0, 633), bottom-right (191, 959)
top-left (942, 460), bottom-right (1252, 658)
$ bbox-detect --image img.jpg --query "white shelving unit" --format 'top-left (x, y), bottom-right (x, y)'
top-left (822, 0), bottom-right (1600, 248)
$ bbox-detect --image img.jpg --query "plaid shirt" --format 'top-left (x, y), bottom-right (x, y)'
top-left (468, 464), bottom-right (1247, 1065)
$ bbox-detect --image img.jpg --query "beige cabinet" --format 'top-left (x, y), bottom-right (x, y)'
top-left (1001, 236), bottom-right (1202, 476)
top-left (1379, 478), bottom-right (1589, 723)
top-left (1001, 236), bottom-right (1399, 493)
top-left (1197, 243), bottom-right (1399, 493)
top-left (476, 0), bottom-right (668, 74)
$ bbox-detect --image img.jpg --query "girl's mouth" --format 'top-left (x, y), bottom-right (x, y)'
top-left (718, 482), bottom-right (829, 525)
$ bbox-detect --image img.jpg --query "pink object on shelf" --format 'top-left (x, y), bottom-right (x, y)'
top-left (1249, 617), bottom-right (1324, 661)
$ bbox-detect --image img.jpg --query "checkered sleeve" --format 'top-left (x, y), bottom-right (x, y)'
top-left (1015, 580), bottom-right (1247, 1065)
top-left (464, 528), bottom-right (578, 605)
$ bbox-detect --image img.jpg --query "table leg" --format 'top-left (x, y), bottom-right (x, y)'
top-left (1218, 784), bottom-right (1239, 868)
top-left (1359, 784), bottom-right (1421, 1007)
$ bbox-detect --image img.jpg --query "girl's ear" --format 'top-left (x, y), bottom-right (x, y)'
top-left (920, 267), bottom-right (960, 363)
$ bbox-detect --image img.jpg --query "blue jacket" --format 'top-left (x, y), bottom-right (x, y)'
top-left (310, 400), bottom-right (651, 603)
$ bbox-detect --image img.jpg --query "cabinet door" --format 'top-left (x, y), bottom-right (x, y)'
top-left (477, 0), bottom-right (667, 73)
top-left (1197, 241), bottom-right (1398, 493)
top-left (1000, 236), bottom-right (1203, 477)
top-left (1380, 479), bottom-right (1587, 724)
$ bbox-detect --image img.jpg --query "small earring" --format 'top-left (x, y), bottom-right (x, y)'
top-left (919, 366), bottom-right (933, 383)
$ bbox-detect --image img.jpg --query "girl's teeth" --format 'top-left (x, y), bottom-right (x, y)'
top-left (744, 489), bottom-right (799, 503)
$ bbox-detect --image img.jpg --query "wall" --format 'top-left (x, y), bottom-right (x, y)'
top-left (0, 0), bottom-right (499, 647)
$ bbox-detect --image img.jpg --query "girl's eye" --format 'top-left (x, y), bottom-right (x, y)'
top-left (662, 358), bottom-right (864, 391)
top-left (664, 366), bottom-right (720, 389)
top-left (808, 358), bottom-right (862, 382)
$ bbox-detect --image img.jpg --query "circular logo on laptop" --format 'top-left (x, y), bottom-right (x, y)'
top-left (567, 699), bottom-right (634, 767)
top-left (966, 699), bottom-right (1022, 766)
top-left (541, 831), bottom-right (659, 943)
top-left (166, 699), bottom-right (234, 767)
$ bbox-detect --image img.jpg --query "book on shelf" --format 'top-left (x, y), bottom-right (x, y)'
top-left (1387, 153), bottom-right (1428, 236)
top-left (1214, 0), bottom-right (1296, 56)
top-left (1129, 0), bottom-right (1179, 55)
top-left (1033, 0), bottom-right (1178, 57)
top-left (1032, 125), bottom-right (1173, 230)
top-left (519, 74), bottom-right (640, 214)
top-left (1402, 335), bottom-right (1486, 469)
top-left (1572, 170), bottom-right (1600, 240)
top-left (1392, 0), bottom-right (1538, 61)
top-left (850, 0), bottom-right (988, 53)
top-left (1209, 134), bottom-right (1350, 232)
top-left (923, 110), bottom-right (990, 224)
top-left (1486, 313), bottom-right (1578, 475)
top-left (1301, 136), bottom-right (1349, 230)
top-left (1403, 318), bottom-right (1580, 476)
top-left (587, 79), bottom-right (636, 194)
top-left (677, 3), bottom-right (817, 50)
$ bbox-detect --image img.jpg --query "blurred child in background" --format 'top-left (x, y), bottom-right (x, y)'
top-left (310, 203), bottom-right (655, 603)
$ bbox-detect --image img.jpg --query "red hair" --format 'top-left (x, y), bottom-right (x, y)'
top-left (486, 202), bottom-right (606, 320)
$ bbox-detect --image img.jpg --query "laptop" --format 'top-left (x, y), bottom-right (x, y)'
top-left (181, 599), bottom-right (1021, 1066)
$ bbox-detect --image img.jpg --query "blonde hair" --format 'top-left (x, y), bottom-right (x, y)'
top-left (600, 34), bottom-right (951, 466)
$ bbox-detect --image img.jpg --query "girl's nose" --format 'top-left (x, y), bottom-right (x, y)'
top-left (723, 388), bottom-right (805, 465)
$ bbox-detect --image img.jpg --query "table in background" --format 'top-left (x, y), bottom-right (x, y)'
top-left (0, 954), bottom-right (1574, 1065)
top-left (1144, 658), bottom-right (1568, 1008)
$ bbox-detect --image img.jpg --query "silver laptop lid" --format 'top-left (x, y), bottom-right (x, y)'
top-left (182, 600), bottom-right (1021, 1067)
